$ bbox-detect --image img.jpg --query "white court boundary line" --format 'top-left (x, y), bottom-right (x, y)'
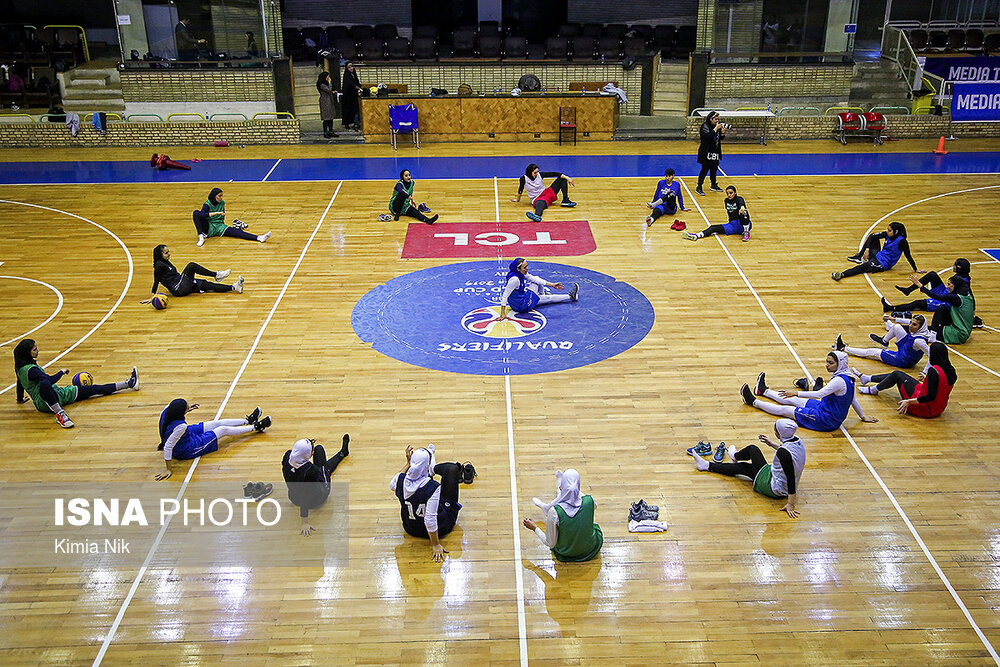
top-left (0, 276), bottom-right (64, 348)
top-left (261, 158), bottom-right (282, 182)
top-left (0, 200), bottom-right (133, 394)
top-left (92, 182), bottom-right (344, 667)
top-left (680, 179), bottom-right (1000, 664)
top-left (859, 185), bottom-right (1000, 380)
top-left (494, 176), bottom-right (529, 667)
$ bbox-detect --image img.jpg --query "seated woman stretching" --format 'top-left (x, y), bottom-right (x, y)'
top-left (741, 351), bottom-right (878, 431)
top-left (853, 341), bottom-right (956, 418)
top-left (512, 163), bottom-right (577, 222)
top-left (143, 244), bottom-right (243, 303)
top-left (499, 257), bottom-right (578, 319)
top-left (834, 314), bottom-right (931, 369)
top-left (682, 185), bottom-right (753, 242)
top-left (156, 399), bottom-right (270, 480)
top-left (832, 221), bottom-right (917, 281)
top-left (14, 338), bottom-right (138, 429)
top-left (883, 274), bottom-right (975, 344)
top-left (390, 444), bottom-right (476, 562)
top-left (385, 169), bottom-right (439, 224)
top-left (522, 469), bottom-right (603, 562)
top-left (645, 167), bottom-right (689, 227)
top-left (893, 258), bottom-right (971, 309)
top-left (282, 435), bottom-right (350, 536)
top-left (194, 187), bottom-right (271, 247)
top-left (690, 418), bottom-right (806, 518)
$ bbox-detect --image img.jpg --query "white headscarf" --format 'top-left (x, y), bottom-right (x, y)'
top-left (775, 418), bottom-right (798, 442)
top-left (831, 350), bottom-right (850, 375)
top-left (532, 469), bottom-right (584, 518)
top-left (403, 444), bottom-right (436, 496)
top-left (289, 438), bottom-right (313, 469)
top-left (910, 315), bottom-right (931, 340)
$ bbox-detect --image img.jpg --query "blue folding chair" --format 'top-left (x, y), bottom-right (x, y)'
top-left (389, 103), bottom-right (419, 149)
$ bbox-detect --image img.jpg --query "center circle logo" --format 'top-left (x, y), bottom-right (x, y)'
top-left (352, 261), bottom-right (655, 376)
top-left (461, 306), bottom-right (546, 338)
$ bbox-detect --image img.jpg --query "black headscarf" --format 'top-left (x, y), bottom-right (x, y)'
top-left (208, 187), bottom-right (223, 205)
top-left (316, 71), bottom-right (330, 92)
top-left (342, 62), bottom-right (360, 91)
top-left (158, 398), bottom-right (188, 449)
top-left (525, 163), bottom-right (538, 177)
top-left (13, 338), bottom-right (35, 373)
top-left (928, 341), bottom-right (958, 385)
top-left (954, 257), bottom-right (971, 278)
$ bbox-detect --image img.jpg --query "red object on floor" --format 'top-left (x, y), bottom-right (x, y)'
top-left (670, 220), bottom-right (686, 231)
top-left (214, 140), bottom-right (229, 147)
top-left (153, 153), bottom-right (191, 170)
top-left (932, 136), bottom-right (948, 155)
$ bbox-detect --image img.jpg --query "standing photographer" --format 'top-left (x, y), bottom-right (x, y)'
top-left (696, 111), bottom-right (727, 196)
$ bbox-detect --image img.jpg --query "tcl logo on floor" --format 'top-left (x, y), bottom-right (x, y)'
top-left (401, 221), bottom-right (596, 258)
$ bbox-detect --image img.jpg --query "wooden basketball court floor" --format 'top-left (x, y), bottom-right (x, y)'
top-left (1, 139), bottom-right (999, 665)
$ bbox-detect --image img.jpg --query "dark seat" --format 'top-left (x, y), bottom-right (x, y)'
top-left (387, 37), bottom-right (410, 59)
top-left (282, 28), bottom-right (306, 58)
top-left (623, 36), bottom-right (648, 57)
top-left (333, 37), bottom-right (360, 60)
top-left (545, 36), bottom-right (569, 59)
top-left (350, 25), bottom-right (375, 41)
top-left (572, 36), bottom-right (596, 59)
top-left (908, 29), bottom-right (928, 51)
top-left (526, 43), bottom-right (546, 60)
top-left (946, 29), bottom-right (966, 51)
top-left (412, 36), bottom-right (437, 60)
top-left (374, 24), bottom-right (397, 40)
top-left (361, 38), bottom-right (386, 60)
top-left (984, 32), bottom-right (1000, 54)
top-left (326, 25), bottom-right (351, 43)
top-left (676, 25), bottom-right (697, 54)
top-left (629, 24), bottom-right (653, 39)
top-left (597, 37), bottom-right (622, 59)
top-left (928, 30), bottom-right (948, 50)
top-left (965, 28), bottom-right (984, 51)
top-left (479, 34), bottom-right (502, 59)
top-left (302, 26), bottom-right (325, 48)
top-left (479, 20), bottom-right (500, 34)
top-left (451, 28), bottom-right (476, 56)
top-left (504, 35), bottom-right (528, 59)
top-left (581, 23), bottom-right (603, 38)
top-left (604, 24), bottom-right (628, 40)
top-left (652, 24), bottom-right (677, 51)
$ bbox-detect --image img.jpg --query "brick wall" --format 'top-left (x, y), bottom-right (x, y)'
top-left (568, 0), bottom-right (698, 24)
top-left (685, 114), bottom-right (1000, 140)
top-left (0, 120), bottom-right (299, 147)
top-left (355, 62), bottom-right (644, 115)
top-left (120, 69), bottom-right (275, 103)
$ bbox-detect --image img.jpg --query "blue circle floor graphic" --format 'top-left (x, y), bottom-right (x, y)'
top-left (352, 261), bottom-right (655, 375)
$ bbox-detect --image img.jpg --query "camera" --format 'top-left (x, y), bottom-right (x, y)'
top-left (719, 122), bottom-right (732, 130)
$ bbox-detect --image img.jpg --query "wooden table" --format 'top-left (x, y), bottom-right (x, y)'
top-left (360, 93), bottom-right (619, 143)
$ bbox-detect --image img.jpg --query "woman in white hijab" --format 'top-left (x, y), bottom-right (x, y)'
top-left (390, 445), bottom-right (476, 562)
top-left (522, 468), bottom-right (603, 562)
top-left (834, 313), bottom-right (931, 370)
top-left (741, 351), bottom-right (878, 431)
top-left (690, 419), bottom-right (806, 518)
top-left (282, 434), bottom-right (350, 537)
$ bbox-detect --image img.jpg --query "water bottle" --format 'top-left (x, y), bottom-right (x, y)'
top-left (581, 85), bottom-right (586, 95)
top-left (541, 86), bottom-right (546, 95)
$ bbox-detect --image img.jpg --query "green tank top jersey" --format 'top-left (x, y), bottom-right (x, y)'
top-left (17, 364), bottom-right (78, 412)
top-left (204, 199), bottom-right (228, 237)
top-left (388, 180), bottom-right (414, 215)
top-left (552, 495), bottom-right (603, 562)
top-left (942, 293), bottom-right (975, 345)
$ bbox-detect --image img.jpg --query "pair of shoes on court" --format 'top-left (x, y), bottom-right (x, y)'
top-left (525, 212), bottom-right (543, 222)
top-left (846, 253), bottom-right (863, 264)
top-left (670, 220), bottom-right (686, 231)
top-left (231, 219), bottom-right (249, 230)
top-left (461, 461), bottom-right (477, 484)
top-left (243, 481), bottom-right (273, 501)
top-left (890, 310), bottom-right (912, 319)
top-left (377, 213), bottom-right (393, 221)
top-left (245, 407), bottom-right (271, 433)
top-left (686, 440), bottom-right (712, 457)
top-left (682, 231), bottom-right (699, 241)
top-left (569, 283), bottom-right (579, 302)
top-left (629, 499), bottom-right (659, 522)
top-left (417, 202), bottom-right (432, 213)
top-left (831, 272), bottom-right (843, 281)
top-left (794, 376), bottom-right (825, 392)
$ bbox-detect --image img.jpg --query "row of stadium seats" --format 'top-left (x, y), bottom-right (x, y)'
top-left (906, 28), bottom-right (1000, 54)
top-left (0, 24), bottom-right (88, 70)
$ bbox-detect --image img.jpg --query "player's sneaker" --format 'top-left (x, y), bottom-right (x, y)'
top-left (560, 200), bottom-right (577, 207)
top-left (461, 462), bottom-right (477, 484)
top-left (742, 231), bottom-right (751, 242)
top-left (253, 415), bottom-right (271, 432)
top-left (245, 406), bottom-right (261, 425)
top-left (741, 384), bottom-right (756, 406)
top-left (755, 372), bottom-right (767, 396)
top-left (834, 334), bottom-right (845, 351)
top-left (127, 367), bottom-right (139, 390)
top-left (56, 412), bottom-right (74, 428)
top-left (525, 212), bottom-right (542, 222)
top-left (713, 442), bottom-right (727, 463)
top-left (569, 283), bottom-right (579, 302)
top-left (686, 441), bottom-right (712, 457)
top-left (870, 333), bottom-right (887, 346)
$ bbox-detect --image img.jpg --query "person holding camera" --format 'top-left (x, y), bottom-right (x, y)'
top-left (696, 111), bottom-right (726, 196)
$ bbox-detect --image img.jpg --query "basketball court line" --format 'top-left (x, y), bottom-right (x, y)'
top-left (261, 158), bottom-right (282, 182)
top-left (860, 184), bottom-right (1000, 381)
top-left (680, 178), bottom-right (1000, 664)
top-left (494, 175), bottom-right (529, 667)
top-left (0, 200), bottom-right (133, 396)
top-left (0, 276), bottom-right (64, 348)
top-left (92, 182), bottom-right (344, 667)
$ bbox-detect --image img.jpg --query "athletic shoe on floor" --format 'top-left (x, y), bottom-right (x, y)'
top-left (377, 214), bottom-right (392, 221)
top-left (216, 268), bottom-right (231, 281)
top-left (694, 188), bottom-right (705, 196)
top-left (231, 219), bottom-right (248, 230)
top-left (645, 216), bottom-right (655, 227)
top-left (755, 372), bottom-right (767, 396)
top-left (253, 415), bottom-right (271, 432)
top-left (243, 482), bottom-right (272, 501)
top-left (713, 442), bottom-right (727, 463)
top-left (674, 221), bottom-right (686, 230)
top-left (233, 276), bottom-right (244, 293)
top-left (973, 316), bottom-right (984, 329)
top-left (631, 499), bottom-right (659, 513)
top-left (629, 506), bottom-right (658, 521)
top-left (682, 232), bottom-right (698, 241)
top-left (813, 376), bottom-right (825, 391)
top-left (741, 384), bottom-right (756, 406)
top-left (462, 462), bottom-right (477, 484)
top-left (794, 377), bottom-right (810, 391)
top-left (127, 366), bottom-right (139, 390)
top-left (835, 334), bottom-right (845, 351)
top-left (686, 441), bottom-right (712, 457)
top-left (245, 406), bottom-right (261, 425)
top-left (258, 231), bottom-right (272, 242)
top-left (560, 200), bottom-right (577, 207)
top-left (890, 311), bottom-right (912, 319)
top-left (525, 212), bottom-right (542, 222)
top-left (870, 333), bottom-right (887, 346)
top-left (742, 231), bottom-right (751, 242)
top-left (196, 234), bottom-right (207, 247)
top-left (846, 254), bottom-right (863, 264)
top-left (569, 283), bottom-right (579, 302)
top-left (418, 203), bottom-right (432, 213)
top-left (57, 412), bottom-right (74, 428)
top-left (709, 185), bottom-right (724, 192)
top-left (831, 272), bottom-right (843, 281)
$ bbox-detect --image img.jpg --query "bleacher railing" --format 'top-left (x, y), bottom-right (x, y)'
top-left (881, 25), bottom-right (947, 106)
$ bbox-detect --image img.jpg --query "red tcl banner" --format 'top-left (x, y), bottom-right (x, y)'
top-left (401, 221), bottom-right (596, 258)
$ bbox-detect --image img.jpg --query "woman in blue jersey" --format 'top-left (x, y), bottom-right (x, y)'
top-left (498, 257), bottom-right (578, 319)
top-left (832, 221), bottom-right (918, 281)
top-left (155, 398), bottom-right (271, 480)
top-left (644, 168), bottom-right (689, 227)
top-left (682, 185), bottom-right (753, 242)
top-left (882, 258), bottom-right (972, 314)
top-left (835, 314), bottom-right (931, 369)
top-left (741, 351), bottom-right (878, 431)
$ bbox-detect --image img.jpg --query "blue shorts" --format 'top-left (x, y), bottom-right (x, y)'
top-left (926, 285), bottom-right (950, 312)
top-left (722, 219), bottom-right (751, 235)
top-left (508, 290), bottom-right (540, 313)
top-left (794, 400), bottom-right (843, 432)
top-left (172, 422), bottom-right (220, 460)
top-left (879, 349), bottom-right (923, 368)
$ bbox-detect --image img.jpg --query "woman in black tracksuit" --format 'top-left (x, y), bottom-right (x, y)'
top-left (142, 244), bottom-right (243, 302)
top-left (282, 435), bottom-right (350, 536)
top-left (696, 111), bottom-right (726, 195)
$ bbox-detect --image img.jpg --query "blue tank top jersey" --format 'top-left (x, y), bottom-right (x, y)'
top-left (894, 333), bottom-right (925, 367)
top-left (875, 236), bottom-right (904, 269)
top-left (505, 275), bottom-right (539, 312)
top-left (820, 373), bottom-right (855, 421)
top-left (395, 474), bottom-right (440, 538)
top-left (160, 417), bottom-right (189, 449)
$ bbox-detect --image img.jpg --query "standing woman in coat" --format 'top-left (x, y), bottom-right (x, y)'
top-left (696, 111), bottom-right (726, 196)
top-left (317, 71), bottom-right (339, 138)
top-left (340, 62), bottom-right (362, 130)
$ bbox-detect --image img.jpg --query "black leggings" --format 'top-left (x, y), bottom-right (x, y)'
top-left (390, 197), bottom-right (434, 223)
top-left (870, 369), bottom-right (919, 395)
top-left (929, 307), bottom-right (953, 337)
top-left (172, 262), bottom-right (231, 297)
top-left (322, 119), bottom-right (337, 135)
top-left (193, 211), bottom-right (258, 241)
top-left (433, 462), bottom-right (462, 504)
top-left (313, 444), bottom-right (346, 481)
top-left (649, 201), bottom-right (677, 222)
top-left (37, 379), bottom-right (118, 406)
top-left (897, 270), bottom-right (944, 296)
top-left (840, 234), bottom-right (886, 278)
top-left (883, 297), bottom-right (930, 313)
top-left (708, 444), bottom-right (767, 480)
top-left (697, 163), bottom-right (719, 189)
top-left (534, 176), bottom-right (570, 215)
